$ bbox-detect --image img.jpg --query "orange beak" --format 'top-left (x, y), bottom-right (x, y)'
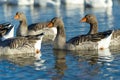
top-left (47, 22), bottom-right (53, 28)
top-left (80, 17), bottom-right (87, 22)
top-left (14, 15), bottom-right (19, 20)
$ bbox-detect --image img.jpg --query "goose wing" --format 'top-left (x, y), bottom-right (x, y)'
top-left (0, 23), bottom-right (14, 37)
top-left (10, 33), bottom-right (44, 48)
top-left (67, 30), bottom-right (113, 45)
top-left (28, 22), bottom-right (49, 31)
top-left (0, 33), bottom-right (44, 48)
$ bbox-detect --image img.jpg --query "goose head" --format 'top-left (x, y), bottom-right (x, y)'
top-left (14, 12), bottom-right (27, 21)
top-left (80, 14), bottom-right (98, 34)
top-left (47, 17), bottom-right (64, 28)
top-left (80, 14), bottom-right (98, 24)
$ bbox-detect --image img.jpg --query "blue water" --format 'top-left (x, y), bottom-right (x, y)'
top-left (0, 0), bottom-right (120, 80)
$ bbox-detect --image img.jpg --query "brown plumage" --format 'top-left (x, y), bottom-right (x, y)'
top-left (80, 14), bottom-right (98, 34)
top-left (47, 17), bottom-right (113, 50)
top-left (0, 33), bottom-right (44, 55)
top-left (80, 14), bottom-right (120, 47)
top-left (14, 12), bottom-right (57, 42)
top-left (67, 30), bottom-right (112, 45)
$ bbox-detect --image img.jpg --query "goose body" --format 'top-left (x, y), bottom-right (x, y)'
top-left (35, 0), bottom-right (60, 7)
top-left (0, 33), bottom-right (44, 55)
top-left (0, 22), bottom-right (14, 41)
top-left (61, 0), bottom-right (84, 5)
top-left (80, 14), bottom-right (120, 47)
top-left (67, 30), bottom-right (113, 50)
top-left (7, 0), bottom-right (34, 5)
top-left (47, 17), bottom-right (113, 50)
top-left (14, 12), bottom-right (57, 42)
top-left (85, 0), bottom-right (113, 8)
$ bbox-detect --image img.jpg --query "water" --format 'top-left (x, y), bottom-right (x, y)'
top-left (0, 0), bottom-right (120, 80)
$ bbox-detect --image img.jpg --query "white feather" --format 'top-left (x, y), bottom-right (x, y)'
top-left (51, 27), bottom-right (57, 41)
top-left (34, 35), bottom-right (44, 54)
top-left (97, 32), bottom-right (112, 49)
top-left (1, 26), bottom-right (14, 41)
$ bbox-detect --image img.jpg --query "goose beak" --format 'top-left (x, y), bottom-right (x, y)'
top-left (80, 17), bottom-right (87, 22)
top-left (47, 22), bottom-right (53, 28)
top-left (14, 15), bottom-right (19, 20)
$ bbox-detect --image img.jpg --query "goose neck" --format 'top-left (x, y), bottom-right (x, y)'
top-left (20, 19), bottom-right (27, 27)
top-left (88, 23), bottom-right (98, 34)
top-left (53, 24), bottom-right (66, 49)
top-left (56, 25), bottom-right (66, 38)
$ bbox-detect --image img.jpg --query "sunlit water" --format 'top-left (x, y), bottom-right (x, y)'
top-left (0, 0), bottom-right (120, 80)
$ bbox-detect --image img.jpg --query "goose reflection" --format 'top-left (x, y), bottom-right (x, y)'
top-left (0, 52), bottom-right (41, 66)
top-left (52, 49), bottom-right (67, 80)
top-left (72, 48), bottom-right (113, 64)
top-left (70, 48), bottom-right (114, 77)
top-left (0, 53), bottom-right (39, 67)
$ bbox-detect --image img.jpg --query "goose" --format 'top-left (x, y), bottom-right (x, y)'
top-left (35, 0), bottom-right (60, 7)
top-left (14, 12), bottom-right (57, 42)
top-left (0, 33), bottom-right (44, 55)
top-left (61, 0), bottom-right (84, 5)
top-left (0, 22), bottom-right (14, 41)
top-left (85, 0), bottom-right (113, 8)
top-left (80, 14), bottom-right (120, 47)
top-left (72, 48), bottom-right (113, 63)
top-left (47, 17), bottom-right (113, 50)
top-left (7, 0), bottom-right (34, 5)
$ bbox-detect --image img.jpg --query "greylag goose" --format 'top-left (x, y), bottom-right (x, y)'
top-left (0, 22), bottom-right (14, 41)
top-left (47, 17), bottom-right (113, 50)
top-left (85, 0), bottom-right (113, 8)
top-left (14, 12), bottom-right (57, 42)
top-left (80, 14), bottom-right (120, 47)
top-left (0, 33), bottom-right (44, 55)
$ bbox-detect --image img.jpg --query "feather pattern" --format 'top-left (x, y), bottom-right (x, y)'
top-left (81, 14), bottom-right (120, 47)
top-left (0, 23), bottom-right (14, 41)
top-left (0, 33), bottom-right (44, 55)
top-left (47, 17), bottom-right (113, 50)
top-left (67, 30), bottom-right (113, 45)
top-left (14, 12), bottom-right (57, 41)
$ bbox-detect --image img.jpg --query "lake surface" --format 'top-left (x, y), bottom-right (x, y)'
top-left (0, 0), bottom-right (120, 80)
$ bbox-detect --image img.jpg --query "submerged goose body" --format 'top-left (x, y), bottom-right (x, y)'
top-left (47, 17), bottom-right (113, 50)
top-left (80, 14), bottom-right (120, 47)
top-left (0, 22), bottom-right (14, 41)
top-left (85, 0), bottom-right (113, 8)
top-left (7, 0), bottom-right (34, 5)
top-left (0, 33), bottom-right (44, 55)
top-left (35, 0), bottom-right (61, 7)
top-left (14, 12), bottom-right (57, 42)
